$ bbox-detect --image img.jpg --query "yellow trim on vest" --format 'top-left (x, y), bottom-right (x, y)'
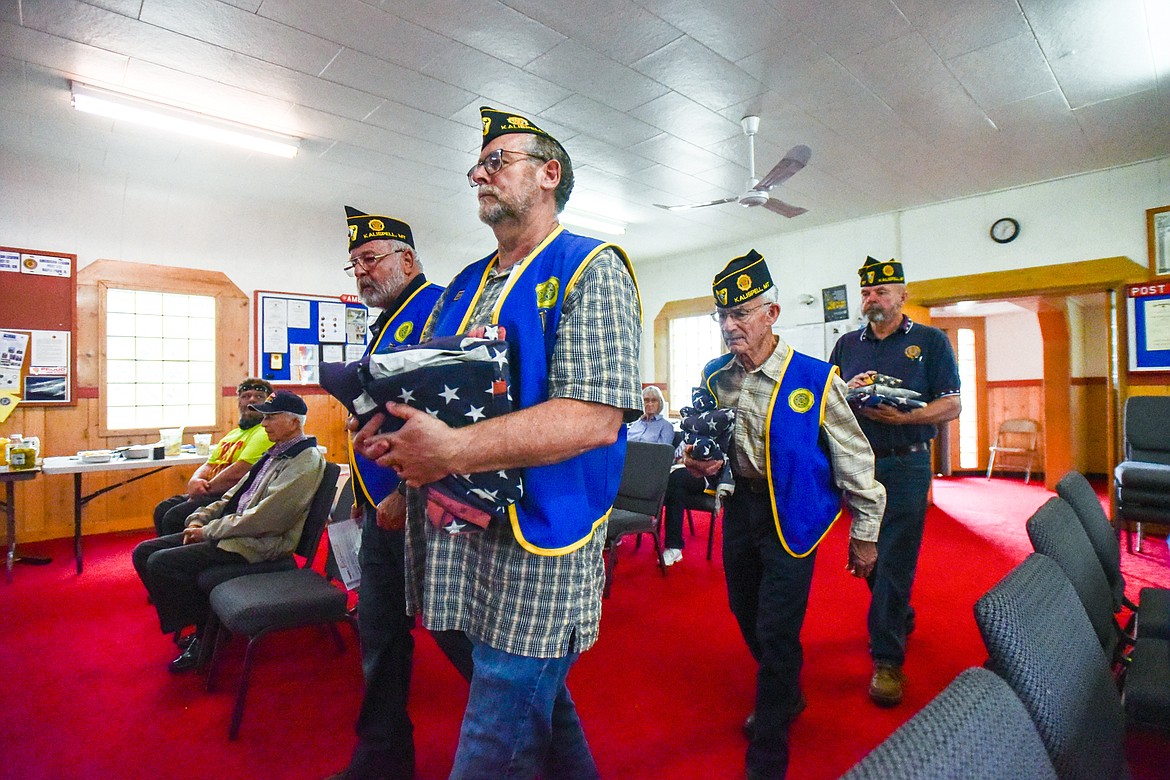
top-left (764, 347), bottom-right (843, 558)
top-left (349, 281), bottom-right (440, 507)
top-left (508, 503), bottom-right (613, 556)
top-left (488, 225), bottom-right (566, 321)
top-left (563, 241), bottom-right (644, 328)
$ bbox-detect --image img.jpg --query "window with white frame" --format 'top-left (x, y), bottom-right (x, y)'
top-left (105, 288), bottom-right (217, 431)
top-left (668, 313), bottom-right (724, 411)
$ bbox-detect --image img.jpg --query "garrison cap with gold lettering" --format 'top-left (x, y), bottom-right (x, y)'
top-left (479, 106), bottom-right (567, 158)
top-left (345, 206), bottom-right (413, 252)
top-left (858, 256), bottom-right (905, 287)
top-left (713, 249), bottom-right (773, 308)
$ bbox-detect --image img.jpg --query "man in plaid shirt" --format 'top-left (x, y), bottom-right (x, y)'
top-left (353, 107), bottom-right (642, 778)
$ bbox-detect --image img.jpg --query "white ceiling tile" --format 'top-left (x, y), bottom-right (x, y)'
top-left (540, 93), bottom-right (662, 149)
top-left (0, 20), bottom-right (130, 87)
top-left (362, 99), bottom-right (473, 153)
top-left (635, 0), bottom-right (790, 62)
top-left (627, 132), bottom-right (734, 176)
top-left (138, 0), bottom-right (341, 76)
top-left (627, 92), bottom-right (742, 148)
top-left (894, 0), bottom-right (1029, 60)
top-left (632, 36), bottom-right (767, 113)
top-left (737, 50), bottom-right (873, 112)
top-left (1021, 0), bottom-right (1157, 109)
top-left (844, 33), bottom-right (958, 105)
top-left (526, 39), bottom-right (669, 113)
top-left (224, 54), bottom-right (383, 123)
top-left (947, 33), bottom-right (1061, 110)
top-left (772, 0), bottom-right (914, 58)
top-left (85, 0), bottom-right (147, 16)
top-left (255, 0), bottom-right (451, 70)
top-left (1073, 86), bottom-right (1170, 163)
top-left (388, 0), bottom-right (564, 68)
top-left (500, 0), bottom-right (681, 65)
top-left (562, 134), bottom-right (658, 179)
top-left (320, 48), bottom-right (475, 117)
top-left (120, 58), bottom-right (296, 131)
top-left (18, 0), bottom-right (237, 79)
top-left (419, 41), bottom-right (571, 116)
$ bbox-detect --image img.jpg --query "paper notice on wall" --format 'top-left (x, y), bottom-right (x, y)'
top-left (321, 344), bottom-right (344, 363)
top-left (30, 330), bottom-right (68, 368)
top-left (20, 253), bottom-right (71, 277)
top-left (319, 302), bottom-right (346, 343)
top-left (1144, 299), bottom-right (1170, 352)
top-left (0, 368), bottom-right (18, 391)
top-left (346, 308), bottom-right (368, 344)
top-left (290, 343), bottom-right (319, 383)
top-left (345, 345), bottom-right (366, 362)
top-left (288, 299), bottom-right (311, 329)
top-left (0, 250), bottom-right (19, 273)
top-left (0, 331), bottom-right (29, 370)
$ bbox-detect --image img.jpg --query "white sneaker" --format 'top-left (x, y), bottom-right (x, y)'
top-left (662, 548), bottom-right (683, 566)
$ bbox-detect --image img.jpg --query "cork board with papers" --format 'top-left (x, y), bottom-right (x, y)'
top-left (254, 289), bottom-right (371, 385)
top-left (0, 244), bottom-right (76, 408)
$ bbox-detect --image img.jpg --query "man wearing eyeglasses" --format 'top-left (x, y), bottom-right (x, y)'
top-left (332, 208), bottom-right (473, 780)
top-left (683, 250), bottom-right (884, 780)
top-left (352, 107), bottom-right (642, 778)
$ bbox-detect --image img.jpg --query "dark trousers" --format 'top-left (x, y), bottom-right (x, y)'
top-left (723, 488), bottom-right (817, 780)
top-left (866, 449), bottom-right (932, 666)
top-left (662, 468), bottom-right (707, 550)
top-left (347, 508), bottom-right (474, 780)
top-left (152, 494), bottom-right (218, 536)
top-left (131, 533), bottom-right (247, 635)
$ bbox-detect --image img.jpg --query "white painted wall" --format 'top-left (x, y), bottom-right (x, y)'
top-left (984, 311), bottom-right (1043, 381)
top-left (636, 157), bottom-right (1170, 380)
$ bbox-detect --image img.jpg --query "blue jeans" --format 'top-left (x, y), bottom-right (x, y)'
top-left (450, 641), bottom-right (598, 780)
top-left (867, 449), bottom-right (932, 666)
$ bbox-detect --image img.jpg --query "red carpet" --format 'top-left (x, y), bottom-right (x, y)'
top-left (1, 476), bottom-right (1167, 778)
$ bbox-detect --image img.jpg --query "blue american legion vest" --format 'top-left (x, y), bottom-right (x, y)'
top-left (349, 281), bottom-right (445, 506)
top-left (703, 347), bottom-right (843, 557)
top-left (429, 225), bottom-right (636, 556)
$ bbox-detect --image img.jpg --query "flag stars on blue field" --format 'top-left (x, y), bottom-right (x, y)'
top-left (398, 387), bottom-right (415, 403)
top-left (439, 385), bottom-right (460, 403)
top-left (465, 405), bottom-right (486, 422)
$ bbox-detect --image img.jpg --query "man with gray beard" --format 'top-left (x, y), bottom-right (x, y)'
top-left (829, 256), bottom-right (960, 709)
top-left (330, 208), bottom-right (473, 780)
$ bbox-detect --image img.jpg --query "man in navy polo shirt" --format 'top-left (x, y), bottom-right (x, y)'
top-left (830, 256), bottom-right (961, 708)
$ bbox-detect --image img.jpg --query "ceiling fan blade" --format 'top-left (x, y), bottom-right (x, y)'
top-left (752, 145), bottom-right (812, 192)
top-left (762, 198), bottom-right (807, 218)
top-left (653, 196), bottom-right (739, 212)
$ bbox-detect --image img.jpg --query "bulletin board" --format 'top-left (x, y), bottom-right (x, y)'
top-left (0, 244), bottom-right (76, 406)
top-left (254, 290), bottom-right (371, 385)
top-left (1126, 281), bottom-right (1170, 372)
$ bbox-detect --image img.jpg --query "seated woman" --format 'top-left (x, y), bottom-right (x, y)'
top-left (627, 386), bottom-right (674, 446)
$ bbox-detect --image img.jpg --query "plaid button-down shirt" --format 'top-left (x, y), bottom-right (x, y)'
top-left (715, 335), bottom-right (884, 542)
top-left (406, 245), bottom-right (642, 657)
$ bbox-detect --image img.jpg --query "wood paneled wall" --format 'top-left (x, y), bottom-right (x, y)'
top-left (1, 261), bottom-right (350, 544)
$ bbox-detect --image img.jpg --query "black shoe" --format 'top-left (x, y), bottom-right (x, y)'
top-left (742, 695), bottom-right (807, 739)
top-left (168, 639), bottom-right (202, 673)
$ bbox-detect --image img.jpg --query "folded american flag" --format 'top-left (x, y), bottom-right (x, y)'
top-left (319, 330), bottom-right (523, 534)
top-left (679, 386), bottom-right (735, 496)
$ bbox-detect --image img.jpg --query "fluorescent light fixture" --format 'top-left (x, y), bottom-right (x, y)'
top-left (70, 81), bottom-right (300, 158)
top-left (559, 208), bottom-right (627, 236)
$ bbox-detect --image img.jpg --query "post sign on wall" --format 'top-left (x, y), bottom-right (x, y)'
top-left (1126, 281), bottom-right (1170, 372)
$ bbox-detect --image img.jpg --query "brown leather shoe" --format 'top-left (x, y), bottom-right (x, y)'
top-left (868, 662), bottom-right (905, 707)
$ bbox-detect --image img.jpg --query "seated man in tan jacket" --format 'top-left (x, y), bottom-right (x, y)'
top-left (131, 390), bottom-right (326, 673)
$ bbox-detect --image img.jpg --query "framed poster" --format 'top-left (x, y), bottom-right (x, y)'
top-left (1147, 205), bottom-right (1170, 277)
top-left (1126, 281), bottom-right (1170, 372)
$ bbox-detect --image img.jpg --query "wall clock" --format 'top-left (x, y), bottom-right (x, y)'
top-left (990, 217), bottom-right (1020, 244)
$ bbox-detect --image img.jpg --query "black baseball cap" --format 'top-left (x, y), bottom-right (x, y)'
top-left (249, 390), bottom-right (308, 416)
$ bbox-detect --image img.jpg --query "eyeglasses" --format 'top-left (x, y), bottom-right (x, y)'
top-left (710, 303), bottom-right (770, 324)
top-left (466, 148), bottom-right (548, 187)
top-left (344, 249), bottom-right (405, 276)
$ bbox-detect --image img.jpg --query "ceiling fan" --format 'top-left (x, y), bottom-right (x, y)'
top-left (654, 116), bottom-right (811, 218)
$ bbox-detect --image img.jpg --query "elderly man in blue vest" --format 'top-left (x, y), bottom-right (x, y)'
top-left (353, 107), bottom-right (642, 778)
top-left (332, 208), bottom-right (474, 780)
top-left (684, 250), bottom-right (885, 780)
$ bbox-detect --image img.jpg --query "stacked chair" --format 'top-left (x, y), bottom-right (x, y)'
top-left (1114, 395), bottom-right (1170, 552)
top-left (603, 441), bottom-right (674, 598)
top-left (845, 469), bottom-right (1169, 778)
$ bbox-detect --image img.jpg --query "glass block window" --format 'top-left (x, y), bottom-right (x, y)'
top-left (105, 288), bottom-right (216, 431)
top-left (668, 314), bottom-right (724, 413)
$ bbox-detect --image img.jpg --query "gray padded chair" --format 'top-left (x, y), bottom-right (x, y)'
top-left (841, 667), bottom-right (1056, 780)
top-left (1115, 395), bottom-right (1170, 552)
top-left (604, 441), bottom-right (674, 598)
top-left (1025, 496), bottom-right (1127, 667)
top-left (1125, 637), bottom-right (1170, 728)
top-left (974, 553), bottom-right (1128, 780)
top-left (1056, 470), bottom-right (1170, 641)
top-left (204, 465), bottom-right (355, 740)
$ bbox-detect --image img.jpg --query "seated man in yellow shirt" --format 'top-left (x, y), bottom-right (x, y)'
top-left (151, 378), bottom-right (275, 536)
